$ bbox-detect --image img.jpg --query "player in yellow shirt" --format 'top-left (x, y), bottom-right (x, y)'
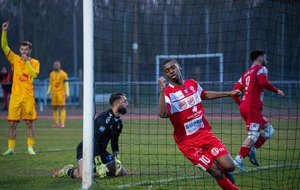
top-left (47, 61), bottom-right (69, 127)
top-left (1, 21), bottom-right (40, 155)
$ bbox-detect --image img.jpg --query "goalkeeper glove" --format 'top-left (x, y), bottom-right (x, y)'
top-left (94, 156), bottom-right (108, 178)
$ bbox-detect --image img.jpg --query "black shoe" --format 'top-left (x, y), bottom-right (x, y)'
top-left (248, 146), bottom-right (259, 166)
top-left (225, 172), bottom-right (235, 184)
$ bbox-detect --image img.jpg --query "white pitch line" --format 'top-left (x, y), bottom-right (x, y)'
top-left (117, 163), bottom-right (300, 189)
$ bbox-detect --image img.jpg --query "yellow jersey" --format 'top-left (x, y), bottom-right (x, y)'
top-left (6, 50), bottom-right (40, 97)
top-left (49, 69), bottom-right (68, 95)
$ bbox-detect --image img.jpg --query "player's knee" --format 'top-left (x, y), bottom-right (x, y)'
top-left (247, 130), bottom-right (260, 142)
top-left (262, 124), bottom-right (274, 139)
top-left (226, 163), bottom-right (235, 172)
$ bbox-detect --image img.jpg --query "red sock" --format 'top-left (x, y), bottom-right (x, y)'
top-left (238, 146), bottom-right (250, 158)
top-left (254, 135), bottom-right (266, 149)
top-left (216, 177), bottom-right (239, 190)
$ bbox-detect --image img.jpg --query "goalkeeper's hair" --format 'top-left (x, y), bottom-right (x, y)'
top-left (109, 92), bottom-right (126, 106)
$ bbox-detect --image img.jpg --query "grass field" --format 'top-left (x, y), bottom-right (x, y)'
top-left (0, 116), bottom-right (299, 190)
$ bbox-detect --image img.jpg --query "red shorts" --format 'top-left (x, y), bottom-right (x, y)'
top-left (177, 131), bottom-right (229, 171)
top-left (240, 104), bottom-right (268, 131)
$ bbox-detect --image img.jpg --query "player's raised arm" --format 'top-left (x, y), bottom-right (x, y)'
top-left (1, 21), bottom-right (10, 55)
top-left (158, 76), bottom-right (168, 118)
top-left (203, 89), bottom-right (241, 100)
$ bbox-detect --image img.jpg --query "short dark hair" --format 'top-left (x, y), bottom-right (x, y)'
top-left (109, 92), bottom-right (126, 106)
top-left (250, 49), bottom-right (265, 62)
top-left (20, 41), bottom-right (32, 49)
top-left (162, 58), bottom-right (178, 68)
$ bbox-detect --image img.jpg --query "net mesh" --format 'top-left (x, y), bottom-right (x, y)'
top-left (93, 0), bottom-right (300, 189)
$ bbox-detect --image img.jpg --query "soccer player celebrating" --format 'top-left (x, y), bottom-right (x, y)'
top-left (47, 60), bottom-right (69, 127)
top-left (54, 92), bottom-right (128, 179)
top-left (232, 49), bottom-right (285, 171)
top-left (1, 21), bottom-right (40, 155)
top-left (158, 59), bottom-right (240, 190)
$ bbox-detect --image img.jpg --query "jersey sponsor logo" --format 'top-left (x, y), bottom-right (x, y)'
top-left (169, 90), bottom-right (184, 102)
top-left (211, 147), bottom-right (219, 156)
top-left (184, 116), bottom-right (204, 135)
top-left (187, 97), bottom-right (195, 106)
top-left (179, 100), bottom-right (187, 109)
top-left (169, 92), bottom-right (202, 114)
top-left (54, 82), bottom-right (60, 88)
top-left (18, 74), bottom-right (29, 82)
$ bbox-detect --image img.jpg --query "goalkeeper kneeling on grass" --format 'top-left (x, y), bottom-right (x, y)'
top-left (54, 92), bottom-right (128, 179)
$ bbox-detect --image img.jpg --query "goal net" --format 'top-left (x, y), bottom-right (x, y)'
top-left (89, 0), bottom-right (300, 189)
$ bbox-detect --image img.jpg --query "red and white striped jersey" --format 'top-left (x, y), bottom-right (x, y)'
top-left (164, 79), bottom-right (212, 143)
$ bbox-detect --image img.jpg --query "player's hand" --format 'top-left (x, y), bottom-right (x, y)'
top-left (94, 156), bottom-right (108, 178)
top-left (2, 21), bottom-right (9, 31)
top-left (21, 54), bottom-right (29, 62)
top-left (230, 89), bottom-right (242, 97)
top-left (277, 90), bottom-right (285, 97)
top-left (158, 76), bottom-right (166, 91)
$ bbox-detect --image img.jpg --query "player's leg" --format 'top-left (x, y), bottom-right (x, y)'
top-left (234, 106), bottom-right (260, 171)
top-left (207, 162), bottom-right (238, 190)
top-left (2, 121), bottom-right (18, 155)
top-left (60, 106), bottom-right (66, 128)
top-left (54, 142), bottom-right (83, 179)
top-left (22, 96), bottom-right (38, 155)
top-left (254, 117), bottom-right (273, 149)
top-left (177, 138), bottom-right (238, 190)
top-left (3, 94), bottom-right (22, 156)
top-left (103, 154), bottom-right (127, 177)
top-left (58, 93), bottom-right (67, 127)
top-left (51, 94), bottom-right (59, 127)
top-left (25, 120), bottom-right (36, 155)
top-left (52, 106), bottom-right (59, 127)
top-left (234, 130), bottom-right (259, 171)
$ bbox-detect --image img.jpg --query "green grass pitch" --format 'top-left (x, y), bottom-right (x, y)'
top-left (0, 117), bottom-right (299, 190)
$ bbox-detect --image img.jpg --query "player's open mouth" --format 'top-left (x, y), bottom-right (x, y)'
top-left (171, 74), bottom-right (177, 79)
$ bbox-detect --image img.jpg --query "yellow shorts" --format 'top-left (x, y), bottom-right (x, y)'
top-left (51, 93), bottom-right (66, 107)
top-left (8, 93), bottom-right (38, 122)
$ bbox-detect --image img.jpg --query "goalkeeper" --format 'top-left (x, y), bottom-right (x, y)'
top-left (54, 92), bottom-right (128, 179)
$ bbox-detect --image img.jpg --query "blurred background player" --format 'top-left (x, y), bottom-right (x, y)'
top-left (0, 66), bottom-right (12, 110)
top-left (53, 92), bottom-right (128, 179)
top-left (1, 21), bottom-right (40, 155)
top-left (232, 49), bottom-right (285, 172)
top-left (158, 59), bottom-right (240, 190)
top-left (47, 60), bottom-right (69, 127)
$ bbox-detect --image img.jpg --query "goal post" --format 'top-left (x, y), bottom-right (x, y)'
top-left (82, 0), bottom-right (94, 189)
